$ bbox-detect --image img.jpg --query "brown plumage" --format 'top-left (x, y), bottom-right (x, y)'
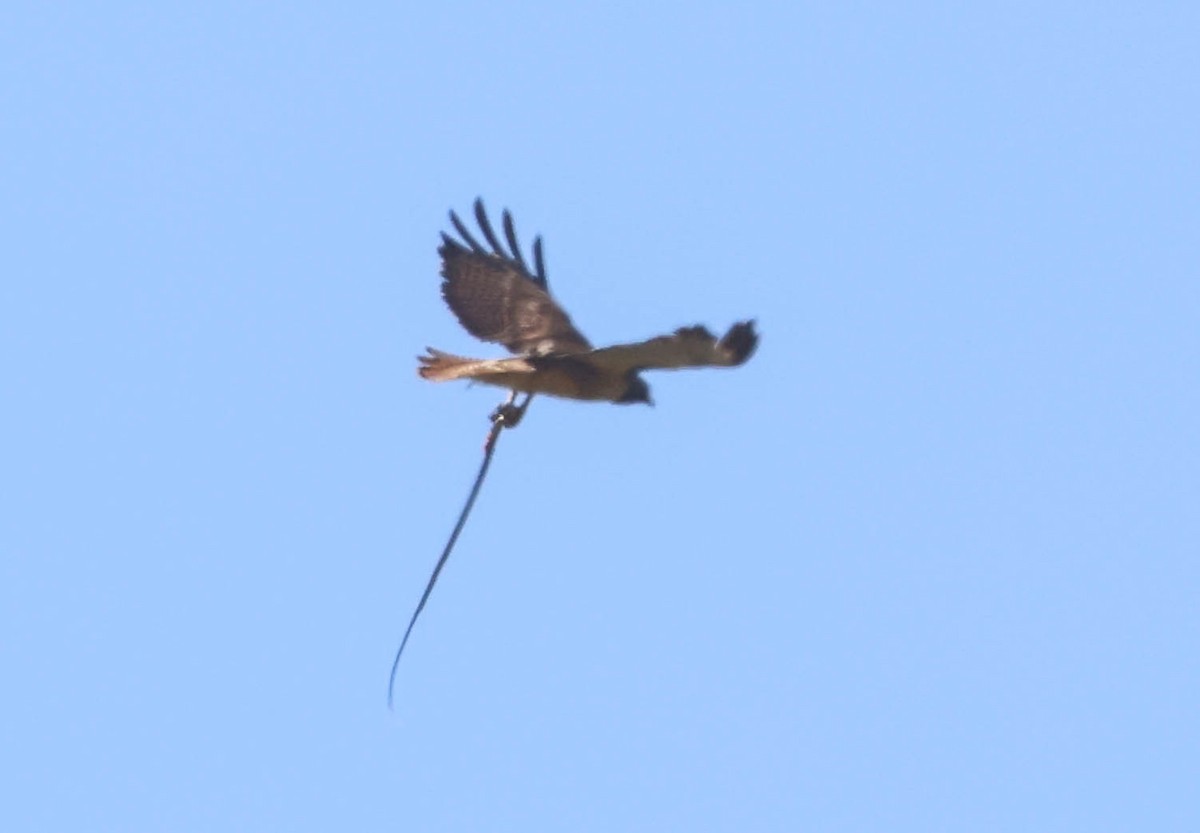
top-left (420, 199), bottom-right (758, 406)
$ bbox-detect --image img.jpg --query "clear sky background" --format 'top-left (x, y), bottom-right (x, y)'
top-left (4, 2), bottom-right (1197, 830)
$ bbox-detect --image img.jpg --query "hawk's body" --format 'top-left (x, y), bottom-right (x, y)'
top-left (419, 199), bottom-right (758, 405)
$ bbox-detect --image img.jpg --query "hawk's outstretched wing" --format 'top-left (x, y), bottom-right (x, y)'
top-left (583, 321), bottom-right (758, 374)
top-left (438, 199), bottom-right (591, 356)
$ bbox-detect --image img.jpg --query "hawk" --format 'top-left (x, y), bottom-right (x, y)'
top-left (419, 199), bottom-right (758, 416)
top-left (390, 200), bottom-right (758, 707)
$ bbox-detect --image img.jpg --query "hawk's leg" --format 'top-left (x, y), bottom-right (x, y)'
top-left (491, 392), bottom-right (534, 429)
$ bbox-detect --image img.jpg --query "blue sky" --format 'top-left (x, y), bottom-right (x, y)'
top-left (4, 2), bottom-right (1197, 830)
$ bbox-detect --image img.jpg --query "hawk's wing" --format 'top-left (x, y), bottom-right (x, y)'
top-left (583, 321), bottom-right (758, 373)
top-left (438, 199), bottom-right (591, 356)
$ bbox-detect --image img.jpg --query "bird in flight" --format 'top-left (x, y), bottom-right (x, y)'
top-left (419, 199), bottom-right (758, 423)
top-left (389, 200), bottom-right (758, 709)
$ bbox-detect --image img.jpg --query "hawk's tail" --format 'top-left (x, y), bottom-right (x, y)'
top-left (417, 348), bottom-right (478, 382)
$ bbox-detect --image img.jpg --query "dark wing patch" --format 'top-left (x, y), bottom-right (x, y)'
top-left (582, 320), bottom-right (759, 374)
top-left (438, 199), bottom-right (590, 355)
top-left (716, 320), bottom-right (758, 365)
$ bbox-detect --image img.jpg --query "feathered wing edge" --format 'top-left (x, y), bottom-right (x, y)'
top-left (581, 320), bottom-right (759, 374)
top-left (439, 197), bottom-right (548, 289)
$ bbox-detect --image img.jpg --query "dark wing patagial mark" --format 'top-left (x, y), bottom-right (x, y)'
top-left (438, 199), bottom-right (590, 356)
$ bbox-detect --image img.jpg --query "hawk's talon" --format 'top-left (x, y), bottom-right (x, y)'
top-left (490, 403), bottom-right (519, 427)
top-left (490, 393), bottom-right (532, 428)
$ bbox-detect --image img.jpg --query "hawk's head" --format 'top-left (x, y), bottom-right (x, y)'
top-left (617, 374), bottom-right (653, 406)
